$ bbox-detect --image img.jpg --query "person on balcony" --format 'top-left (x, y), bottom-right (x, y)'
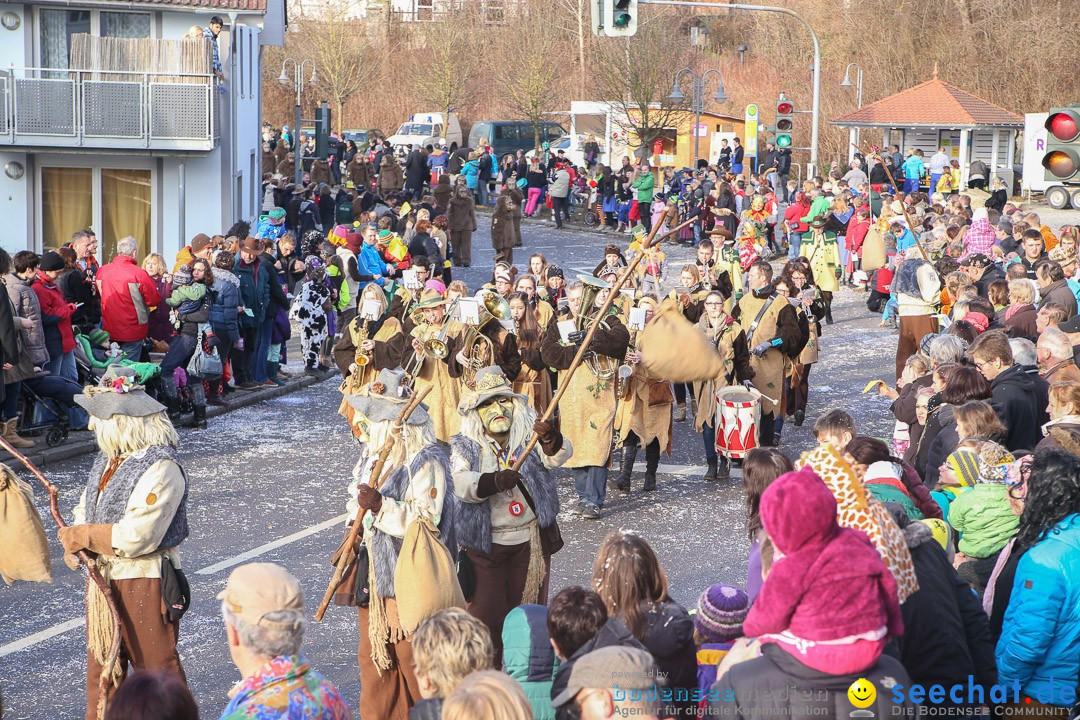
top-left (203, 16), bottom-right (224, 80)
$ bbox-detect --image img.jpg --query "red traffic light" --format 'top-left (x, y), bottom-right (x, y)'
top-left (1043, 148), bottom-right (1079, 179)
top-left (1046, 111), bottom-right (1080, 143)
top-left (777, 101), bottom-right (793, 114)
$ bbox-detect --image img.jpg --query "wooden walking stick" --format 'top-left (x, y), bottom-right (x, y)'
top-left (315, 384), bottom-right (432, 621)
top-left (852, 142), bottom-right (929, 260)
top-left (511, 209), bottom-right (694, 471)
top-left (0, 435), bottom-right (122, 720)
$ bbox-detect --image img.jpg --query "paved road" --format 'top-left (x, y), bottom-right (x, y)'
top-left (0, 218), bottom-right (895, 719)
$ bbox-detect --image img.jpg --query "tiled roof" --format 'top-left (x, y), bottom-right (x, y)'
top-left (831, 78), bottom-right (1023, 128)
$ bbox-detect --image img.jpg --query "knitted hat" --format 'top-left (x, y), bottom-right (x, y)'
top-left (39, 252), bottom-right (65, 272)
top-left (172, 265), bottom-right (193, 286)
top-left (695, 583), bottom-right (749, 644)
top-left (88, 329), bottom-right (110, 346)
top-left (976, 441), bottom-right (1014, 485)
top-left (946, 449), bottom-right (980, 487)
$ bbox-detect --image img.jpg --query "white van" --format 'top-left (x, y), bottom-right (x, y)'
top-left (385, 113), bottom-right (463, 156)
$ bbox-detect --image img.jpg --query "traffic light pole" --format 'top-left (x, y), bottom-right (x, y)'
top-left (640, 0), bottom-right (821, 175)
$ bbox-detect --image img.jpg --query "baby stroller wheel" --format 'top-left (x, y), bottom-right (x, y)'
top-left (46, 426), bottom-right (67, 447)
top-left (584, 209), bottom-right (599, 227)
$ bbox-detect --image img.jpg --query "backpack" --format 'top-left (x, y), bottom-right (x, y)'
top-left (336, 201), bottom-right (354, 225)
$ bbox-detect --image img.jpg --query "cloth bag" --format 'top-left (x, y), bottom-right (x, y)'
top-left (639, 300), bottom-right (725, 383)
top-left (393, 516), bottom-right (465, 633)
top-left (0, 464), bottom-right (52, 585)
top-left (186, 326), bottom-right (223, 381)
top-left (861, 226), bottom-right (887, 271)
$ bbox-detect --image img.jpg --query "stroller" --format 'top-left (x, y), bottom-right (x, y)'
top-left (18, 381), bottom-right (73, 447)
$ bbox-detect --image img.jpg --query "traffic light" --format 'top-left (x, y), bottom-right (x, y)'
top-left (775, 95), bottom-right (793, 149)
top-left (314, 102), bottom-right (332, 158)
top-left (603, 0), bottom-right (637, 37)
top-left (1042, 107), bottom-right (1080, 181)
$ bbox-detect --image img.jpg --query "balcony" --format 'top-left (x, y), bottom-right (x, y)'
top-left (0, 67), bottom-right (221, 153)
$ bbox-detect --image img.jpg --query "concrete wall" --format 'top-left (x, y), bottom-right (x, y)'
top-left (0, 151), bottom-right (31, 251)
top-left (0, 3), bottom-right (30, 67)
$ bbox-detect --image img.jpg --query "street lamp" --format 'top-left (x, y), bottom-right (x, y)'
top-left (841, 62), bottom-right (863, 161)
top-left (669, 67), bottom-right (727, 167)
top-left (737, 44), bottom-right (748, 65)
top-left (278, 57), bottom-right (317, 186)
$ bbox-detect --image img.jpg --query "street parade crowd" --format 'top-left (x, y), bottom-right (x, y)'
top-left (4, 132), bottom-right (1080, 720)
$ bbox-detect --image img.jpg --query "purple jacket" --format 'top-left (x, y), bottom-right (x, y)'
top-left (146, 277), bottom-right (173, 342)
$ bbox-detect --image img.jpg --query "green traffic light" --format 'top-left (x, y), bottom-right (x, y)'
top-left (777, 134), bottom-right (792, 148)
top-left (614, 11), bottom-right (631, 26)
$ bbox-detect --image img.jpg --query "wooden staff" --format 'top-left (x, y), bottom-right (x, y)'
top-left (511, 209), bottom-right (694, 470)
top-left (315, 384), bottom-right (432, 621)
top-left (852, 142), bottom-right (928, 260)
top-left (0, 435), bottom-right (121, 720)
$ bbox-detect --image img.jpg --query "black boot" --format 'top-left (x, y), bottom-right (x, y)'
top-left (825, 302), bottom-right (834, 325)
top-left (643, 442), bottom-right (659, 491)
top-left (161, 377), bottom-right (183, 423)
top-left (703, 460), bottom-right (718, 482)
top-left (717, 457), bottom-right (731, 479)
top-left (616, 445), bottom-right (637, 494)
top-left (793, 409), bottom-right (805, 427)
top-left (192, 405), bottom-right (208, 430)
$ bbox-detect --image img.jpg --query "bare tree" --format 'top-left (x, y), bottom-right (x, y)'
top-left (554, 0), bottom-right (591, 98)
top-left (592, 20), bottom-right (693, 159)
top-left (412, 3), bottom-right (482, 139)
top-left (297, 6), bottom-right (382, 130)
top-left (495, 1), bottom-right (562, 151)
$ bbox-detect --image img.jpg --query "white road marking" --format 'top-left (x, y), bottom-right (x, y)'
top-left (0, 513), bottom-right (348, 657)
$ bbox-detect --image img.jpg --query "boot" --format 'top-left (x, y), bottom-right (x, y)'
top-left (717, 457), bottom-right (731, 480)
top-left (161, 377), bottom-right (183, 423)
top-left (2, 418), bottom-right (34, 449)
top-left (674, 403), bottom-right (687, 422)
top-left (267, 362), bottom-right (286, 386)
top-left (207, 383), bottom-right (228, 408)
top-left (643, 443), bottom-right (659, 491)
top-left (825, 303), bottom-right (834, 325)
top-left (192, 405), bottom-right (208, 430)
top-left (702, 459), bottom-right (718, 482)
top-left (616, 445), bottom-right (637, 494)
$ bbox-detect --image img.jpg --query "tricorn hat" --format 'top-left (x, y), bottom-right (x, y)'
top-left (345, 368), bottom-right (429, 425)
top-left (75, 366), bottom-right (166, 420)
top-left (458, 366), bottom-right (526, 414)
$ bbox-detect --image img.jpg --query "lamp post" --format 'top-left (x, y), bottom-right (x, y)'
top-left (668, 68), bottom-right (727, 167)
top-left (840, 62), bottom-right (863, 162)
top-left (278, 58), bottom-right (317, 187)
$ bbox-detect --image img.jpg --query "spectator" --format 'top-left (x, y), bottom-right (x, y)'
top-left (968, 330), bottom-right (1046, 451)
top-left (502, 605), bottom-right (557, 720)
top-left (233, 237), bottom-right (271, 389)
top-left (948, 439), bottom-right (1018, 591)
top-left (96, 236), bottom-right (161, 363)
top-left (172, 233), bottom-right (213, 274)
top-left (61, 229), bottom-right (102, 332)
top-left (141, 253), bottom-right (173, 348)
top-left (741, 448), bottom-right (794, 601)
top-left (32, 251), bottom-right (77, 382)
top-left (409, 608), bottom-right (493, 720)
top-left (209, 251), bottom-right (241, 405)
top-left (160, 260), bottom-right (212, 427)
top-left (203, 15), bottom-right (223, 79)
top-left (218, 562), bottom-right (351, 719)
top-left (0, 249), bottom-right (30, 446)
top-left (441, 670), bottom-right (533, 720)
top-left (692, 583), bottom-right (750, 703)
top-left (553, 647), bottom-right (663, 720)
top-left (1036, 259), bottom-right (1078, 317)
top-left (591, 531), bottom-right (696, 719)
top-left (548, 162), bottom-right (571, 231)
top-left (997, 448), bottom-right (1080, 712)
top-left (105, 669), bottom-right (198, 720)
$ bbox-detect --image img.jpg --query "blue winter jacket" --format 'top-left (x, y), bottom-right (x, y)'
top-left (358, 243), bottom-right (388, 290)
top-left (233, 257), bottom-right (270, 328)
top-left (461, 160), bottom-right (481, 189)
top-left (208, 270), bottom-right (241, 337)
top-left (502, 605), bottom-right (557, 720)
top-left (996, 514), bottom-right (1080, 706)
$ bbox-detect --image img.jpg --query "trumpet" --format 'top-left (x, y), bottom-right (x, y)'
top-left (423, 298), bottom-right (460, 360)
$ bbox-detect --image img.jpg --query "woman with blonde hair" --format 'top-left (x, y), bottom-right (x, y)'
top-left (591, 531), bottom-right (696, 719)
top-left (441, 670), bottom-right (533, 720)
top-left (1037, 381), bottom-right (1080, 453)
top-left (142, 252), bottom-right (173, 346)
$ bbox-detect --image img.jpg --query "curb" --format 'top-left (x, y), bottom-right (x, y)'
top-left (0, 372), bottom-right (335, 469)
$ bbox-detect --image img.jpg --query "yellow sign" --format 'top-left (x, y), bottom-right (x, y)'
top-left (745, 104), bottom-right (759, 158)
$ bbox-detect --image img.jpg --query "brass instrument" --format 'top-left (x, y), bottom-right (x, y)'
top-left (576, 274), bottom-right (618, 381)
top-left (403, 299), bottom-right (459, 385)
top-left (423, 299), bottom-right (460, 359)
top-left (616, 328), bottom-right (639, 400)
top-left (354, 319), bottom-right (371, 367)
top-left (461, 290), bottom-right (513, 388)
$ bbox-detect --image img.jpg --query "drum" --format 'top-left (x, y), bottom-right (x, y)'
top-left (715, 386), bottom-right (761, 460)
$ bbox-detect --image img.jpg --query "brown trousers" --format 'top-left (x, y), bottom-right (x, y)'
top-left (357, 598), bottom-right (420, 720)
top-left (466, 542), bottom-right (550, 657)
top-left (450, 230), bottom-right (473, 267)
top-left (494, 246), bottom-right (514, 266)
top-left (86, 577), bottom-right (184, 720)
top-left (896, 314), bottom-right (938, 380)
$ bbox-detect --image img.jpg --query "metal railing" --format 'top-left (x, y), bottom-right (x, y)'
top-left (0, 67), bottom-right (220, 151)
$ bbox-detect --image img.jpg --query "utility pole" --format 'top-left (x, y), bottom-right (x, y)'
top-left (640, 0), bottom-right (821, 175)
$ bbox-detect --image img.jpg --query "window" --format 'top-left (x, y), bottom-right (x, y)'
top-left (494, 125), bottom-right (519, 140)
top-left (41, 167), bottom-right (92, 250)
top-left (101, 169), bottom-right (151, 260)
top-left (545, 126), bottom-right (564, 142)
top-left (100, 12), bottom-right (150, 39)
top-left (40, 10), bottom-right (90, 70)
top-left (415, 0), bottom-right (434, 21)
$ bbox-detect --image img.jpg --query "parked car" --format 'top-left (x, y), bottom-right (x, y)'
top-left (341, 128), bottom-right (383, 153)
top-left (524, 134), bottom-right (605, 169)
top-left (385, 113), bottom-right (462, 156)
top-left (468, 121), bottom-right (567, 158)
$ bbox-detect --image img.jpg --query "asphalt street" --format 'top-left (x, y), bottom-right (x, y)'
top-left (0, 217), bottom-right (897, 719)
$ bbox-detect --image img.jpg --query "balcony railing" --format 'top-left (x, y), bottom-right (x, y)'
top-left (0, 67), bottom-right (220, 152)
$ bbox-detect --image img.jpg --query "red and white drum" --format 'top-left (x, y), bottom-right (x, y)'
top-left (715, 386), bottom-right (762, 460)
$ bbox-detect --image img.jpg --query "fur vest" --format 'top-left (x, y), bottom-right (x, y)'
top-left (369, 444), bottom-right (456, 599)
top-left (85, 446), bottom-right (188, 551)
top-left (894, 258), bottom-right (929, 298)
top-left (450, 434), bottom-right (559, 554)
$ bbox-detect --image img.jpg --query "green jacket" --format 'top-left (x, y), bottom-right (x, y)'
top-left (165, 282), bottom-right (206, 308)
top-left (949, 484), bottom-right (1019, 558)
top-left (867, 482), bottom-right (923, 521)
top-left (800, 195), bottom-right (831, 224)
top-left (632, 172), bottom-right (655, 203)
top-left (502, 605), bottom-right (558, 720)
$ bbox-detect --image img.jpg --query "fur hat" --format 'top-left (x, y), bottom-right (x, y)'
top-left (695, 583), bottom-right (749, 643)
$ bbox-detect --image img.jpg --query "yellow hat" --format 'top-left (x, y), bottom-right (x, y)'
top-left (918, 518), bottom-right (952, 553)
top-left (216, 562), bottom-right (304, 630)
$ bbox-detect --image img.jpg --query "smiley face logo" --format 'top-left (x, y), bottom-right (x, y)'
top-left (848, 678), bottom-right (876, 709)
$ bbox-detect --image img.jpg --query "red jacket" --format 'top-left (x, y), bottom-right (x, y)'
top-left (784, 201), bottom-right (810, 233)
top-left (847, 218), bottom-right (871, 254)
top-left (32, 272), bottom-right (76, 353)
top-left (96, 255), bottom-right (162, 342)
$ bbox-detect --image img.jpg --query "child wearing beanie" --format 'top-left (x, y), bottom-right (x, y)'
top-left (694, 583), bottom-right (749, 704)
top-left (932, 439), bottom-right (983, 521)
top-left (166, 263), bottom-right (207, 318)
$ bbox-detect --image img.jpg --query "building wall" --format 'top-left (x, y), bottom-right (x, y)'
top-left (0, 151), bottom-right (31, 251)
top-left (0, 3), bottom-right (29, 67)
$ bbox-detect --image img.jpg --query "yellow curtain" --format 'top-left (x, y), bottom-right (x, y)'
top-left (101, 169), bottom-right (151, 261)
top-left (41, 167), bottom-right (92, 251)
